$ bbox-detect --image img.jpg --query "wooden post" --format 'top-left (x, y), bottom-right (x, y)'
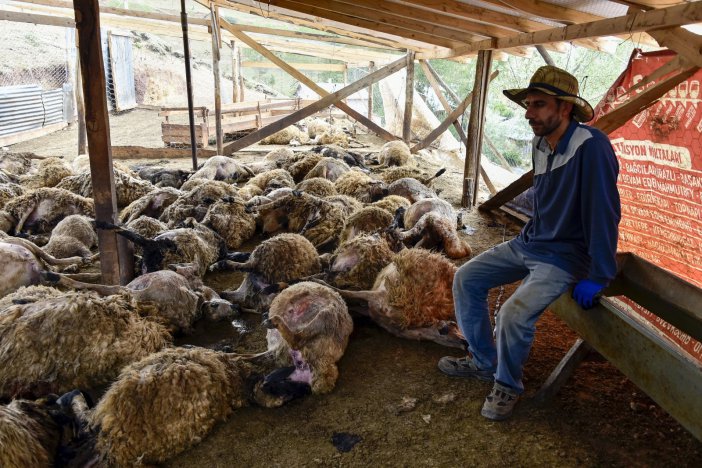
top-left (231, 39), bottom-right (241, 102)
top-left (403, 50), bottom-right (415, 143)
top-left (536, 45), bottom-right (555, 66)
top-left (180, 0), bottom-right (198, 170)
top-left (367, 61), bottom-right (375, 119)
top-left (238, 47), bottom-right (245, 101)
top-left (210, 2), bottom-right (223, 153)
top-left (73, 0), bottom-right (133, 285)
top-left (74, 31), bottom-right (87, 155)
top-left (463, 49), bottom-right (493, 208)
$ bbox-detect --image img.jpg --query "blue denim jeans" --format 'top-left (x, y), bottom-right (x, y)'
top-left (452, 240), bottom-right (576, 394)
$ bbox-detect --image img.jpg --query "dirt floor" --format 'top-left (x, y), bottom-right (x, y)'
top-left (8, 109), bottom-right (702, 466)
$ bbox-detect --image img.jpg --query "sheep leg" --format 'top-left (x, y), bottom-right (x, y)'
top-left (374, 321), bottom-right (466, 349)
top-left (40, 270), bottom-right (125, 295)
top-left (12, 205), bottom-right (35, 234)
top-left (2, 237), bottom-right (84, 267)
top-left (308, 279), bottom-right (383, 304)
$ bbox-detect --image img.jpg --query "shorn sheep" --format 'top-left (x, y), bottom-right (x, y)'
top-left (0, 289), bottom-right (171, 399)
top-left (392, 209), bottom-right (472, 260)
top-left (265, 281), bottom-right (353, 394)
top-left (320, 248), bottom-right (464, 348)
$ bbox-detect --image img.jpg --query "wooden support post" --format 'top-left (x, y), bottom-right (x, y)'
top-left (238, 47), bottom-right (245, 101)
top-left (180, 0), bottom-right (198, 170)
top-left (536, 44), bottom-right (555, 66)
top-left (534, 339), bottom-right (593, 403)
top-left (231, 39), bottom-right (241, 103)
top-left (483, 135), bottom-right (514, 173)
top-left (222, 56), bottom-right (407, 154)
top-left (463, 50), bottom-right (492, 208)
top-left (403, 51), bottom-right (415, 144)
top-left (210, 2), bottom-right (223, 153)
top-left (74, 0), bottom-right (132, 285)
top-left (343, 64), bottom-right (348, 86)
top-left (74, 31), bottom-right (87, 155)
top-left (367, 61), bottom-right (375, 119)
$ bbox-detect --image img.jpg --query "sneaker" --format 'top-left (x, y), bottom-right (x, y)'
top-left (481, 383), bottom-right (519, 421)
top-left (437, 356), bottom-right (494, 382)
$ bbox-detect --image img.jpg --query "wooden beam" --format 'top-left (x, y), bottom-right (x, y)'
top-left (241, 61), bottom-right (347, 71)
top-left (411, 69), bottom-right (499, 153)
top-left (74, 0), bottom-right (132, 285)
top-left (221, 55), bottom-right (407, 154)
top-left (0, 9), bottom-right (75, 27)
top-left (649, 27), bottom-right (702, 68)
top-left (231, 40), bottom-right (241, 102)
top-left (219, 19), bottom-right (398, 142)
top-left (478, 0), bottom-right (604, 24)
top-left (479, 170), bottom-right (534, 212)
top-left (534, 339), bottom-right (593, 403)
top-left (403, 51), bottom-right (415, 143)
top-left (210, 2), bottom-right (223, 153)
top-left (419, 2), bottom-right (702, 59)
top-left (368, 61), bottom-right (375, 119)
top-left (462, 49), bottom-right (492, 208)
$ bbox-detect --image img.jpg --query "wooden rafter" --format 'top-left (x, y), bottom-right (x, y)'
top-left (477, 0), bottom-right (604, 25)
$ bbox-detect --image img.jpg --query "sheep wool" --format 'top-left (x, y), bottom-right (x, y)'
top-left (296, 177), bottom-right (337, 197)
top-left (378, 140), bottom-right (413, 167)
top-left (371, 195), bottom-right (411, 216)
top-left (339, 206), bottom-right (393, 244)
top-left (201, 196), bottom-right (256, 250)
top-left (42, 214), bottom-right (97, 259)
top-left (20, 157), bottom-right (73, 189)
top-left (246, 168), bottom-right (295, 191)
top-left (334, 170), bottom-right (386, 203)
top-left (0, 398), bottom-right (62, 467)
top-left (330, 234), bottom-right (394, 291)
top-left (260, 125), bottom-right (302, 145)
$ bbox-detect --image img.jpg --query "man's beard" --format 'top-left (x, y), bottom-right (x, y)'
top-left (528, 115), bottom-right (562, 137)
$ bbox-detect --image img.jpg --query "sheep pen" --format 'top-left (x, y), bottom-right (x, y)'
top-left (2, 109), bottom-right (698, 466)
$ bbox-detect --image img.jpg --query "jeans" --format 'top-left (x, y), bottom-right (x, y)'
top-left (452, 240), bottom-right (576, 394)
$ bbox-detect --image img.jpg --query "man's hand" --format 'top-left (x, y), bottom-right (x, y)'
top-left (572, 279), bottom-right (605, 309)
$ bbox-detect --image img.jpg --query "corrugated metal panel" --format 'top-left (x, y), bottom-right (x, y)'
top-left (42, 88), bottom-right (65, 125)
top-left (108, 33), bottom-right (137, 111)
top-left (0, 85), bottom-right (44, 137)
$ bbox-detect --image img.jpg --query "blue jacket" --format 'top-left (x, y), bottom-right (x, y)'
top-left (514, 119), bottom-right (621, 285)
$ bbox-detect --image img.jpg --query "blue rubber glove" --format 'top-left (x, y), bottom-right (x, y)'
top-left (572, 279), bottom-right (605, 309)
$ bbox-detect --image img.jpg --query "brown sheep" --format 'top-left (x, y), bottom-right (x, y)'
top-left (0, 151), bottom-right (34, 176)
top-left (41, 214), bottom-right (96, 259)
top-left (281, 151), bottom-right (323, 182)
top-left (371, 194), bottom-right (411, 216)
top-left (246, 168), bottom-right (295, 192)
top-left (119, 186), bottom-right (181, 224)
top-left (237, 183), bottom-right (263, 201)
top-left (0, 183), bottom-right (24, 210)
top-left (393, 211), bottom-right (472, 259)
top-left (160, 180), bottom-right (237, 226)
top-left (377, 140), bottom-right (414, 167)
top-left (321, 248), bottom-right (464, 348)
top-left (56, 168), bottom-right (154, 209)
top-left (334, 170), bottom-right (387, 203)
top-left (0, 290), bottom-right (172, 399)
top-left (125, 215), bottom-right (168, 240)
top-left (325, 194), bottom-right (363, 217)
top-left (201, 195), bottom-right (256, 250)
top-left (3, 187), bottom-right (94, 235)
top-left (304, 157), bottom-right (351, 182)
top-left (339, 206), bottom-right (393, 244)
top-left (325, 233), bottom-right (394, 291)
top-left (265, 281), bottom-right (353, 393)
top-left (20, 157), bottom-right (73, 189)
top-left (296, 177), bottom-right (337, 197)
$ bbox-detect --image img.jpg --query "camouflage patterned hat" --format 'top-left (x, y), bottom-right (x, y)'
top-left (503, 65), bottom-right (594, 122)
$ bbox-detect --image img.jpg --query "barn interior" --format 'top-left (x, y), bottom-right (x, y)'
top-left (0, 0), bottom-right (701, 465)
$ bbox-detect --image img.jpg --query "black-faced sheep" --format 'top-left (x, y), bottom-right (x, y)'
top-left (339, 206), bottom-right (393, 244)
top-left (56, 168), bottom-right (154, 209)
top-left (265, 281), bottom-right (353, 393)
top-left (3, 187), bottom-right (94, 235)
top-left (296, 177), bottom-right (337, 197)
top-left (304, 157), bottom-right (351, 182)
top-left (136, 166), bottom-right (192, 188)
top-left (0, 290), bottom-right (171, 399)
top-left (334, 170), bottom-right (387, 203)
top-left (212, 233), bottom-right (321, 312)
top-left (320, 248), bottom-right (464, 348)
top-left (42, 214), bottom-right (97, 259)
top-left (189, 155), bottom-right (254, 184)
top-left (119, 186), bottom-right (181, 224)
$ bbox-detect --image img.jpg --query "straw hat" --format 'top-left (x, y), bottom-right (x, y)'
top-left (503, 66), bottom-right (594, 122)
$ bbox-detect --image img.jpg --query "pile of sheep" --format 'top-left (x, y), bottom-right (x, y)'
top-left (0, 138), bottom-right (473, 465)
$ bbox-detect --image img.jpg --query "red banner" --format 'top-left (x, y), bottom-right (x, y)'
top-left (593, 49), bottom-right (702, 361)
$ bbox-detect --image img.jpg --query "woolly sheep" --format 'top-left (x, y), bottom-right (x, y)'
top-left (317, 126), bottom-right (349, 147)
top-left (42, 214), bottom-right (97, 259)
top-left (304, 157), bottom-right (350, 182)
top-left (201, 195), bottom-right (256, 250)
top-left (377, 140), bottom-right (414, 167)
top-left (322, 248), bottom-right (463, 348)
top-left (20, 157), bottom-right (73, 189)
top-left (0, 284), bottom-right (64, 311)
top-left (3, 187), bottom-right (94, 235)
top-left (324, 194), bottom-right (363, 217)
top-left (334, 170), bottom-right (387, 203)
top-left (237, 183), bottom-right (263, 201)
top-left (246, 168), bottom-right (295, 192)
top-left (125, 215), bottom-right (168, 240)
top-left (295, 177), bottom-right (337, 197)
top-left (282, 151), bottom-right (323, 182)
top-left (160, 180), bottom-right (237, 226)
top-left (325, 233), bottom-right (394, 291)
top-left (370, 194), bottom-right (411, 216)
top-left (339, 206), bottom-right (393, 244)
top-left (119, 186), bottom-right (181, 224)
top-left (379, 167), bottom-right (446, 185)
top-left (306, 117), bottom-right (331, 138)
top-left (189, 155), bottom-right (254, 184)
top-left (260, 125), bottom-right (306, 145)
top-left (0, 290), bottom-right (171, 399)
top-left (265, 281), bottom-right (353, 393)
top-left (71, 154), bottom-right (136, 176)
top-left (0, 151), bottom-right (36, 176)
top-left (0, 183), bottom-right (23, 210)
top-left (56, 168), bottom-right (154, 209)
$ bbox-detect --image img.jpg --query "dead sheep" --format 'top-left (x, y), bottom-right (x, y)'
top-left (334, 170), bottom-right (388, 203)
top-left (246, 168), bottom-right (295, 192)
top-left (379, 167), bottom-right (446, 185)
top-left (387, 177), bottom-right (439, 204)
top-left (20, 157), bottom-right (73, 189)
top-left (322, 248), bottom-right (464, 348)
top-left (125, 215), bottom-right (168, 240)
top-left (260, 125), bottom-right (308, 145)
top-left (56, 168), bottom-right (155, 209)
top-left (44, 264), bottom-right (237, 334)
top-left (3, 187), bottom-right (94, 235)
top-left (311, 144), bottom-right (368, 170)
top-left (317, 126), bottom-right (349, 147)
top-left (201, 195), bottom-right (256, 250)
top-left (0, 290), bottom-right (171, 399)
top-left (393, 210), bottom-right (472, 260)
top-left (189, 155), bottom-right (254, 184)
top-left (119, 186), bottom-right (181, 224)
top-left (377, 140), bottom-right (414, 167)
top-left (324, 194), bottom-right (363, 217)
top-left (237, 183), bottom-right (263, 201)
top-left (212, 233), bottom-right (321, 312)
top-left (71, 155), bottom-right (136, 176)
top-left (0, 285), bottom-right (65, 311)
top-left (0, 233), bottom-right (84, 298)
top-left (0, 183), bottom-right (24, 210)
top-left (324, 233), bottom-right (394, 291)
top-left (160, 180), bottom-right (238, 226)
top-left (370, 194), bottom-right (411, 216)
top-left (281, 151), bottom-right (323, 182)
top-left (0, 169), bottom-right (15, 184)
top-left (265, 281), bottom-right (353, 393)
top-left (245, 147), bottom-right (295, 175)
top-left (136, 166), bottom-right (192, 188)
top-left (0, 151), bottom-right (43, 176)
top-left (103, 219), bottom-right (226, 277)
top-left (304, 157), bottom-right (351, 182)
top-left (42, 214), bottom-right (97, 259)
top-left (403, 197), bottom-right (456, 229)
top-left (339, 206), bottom-right (393, 244)
top-left (296, 177), bottom-right (337, 197)
top-left (306, 117), bottom-right (331, 138)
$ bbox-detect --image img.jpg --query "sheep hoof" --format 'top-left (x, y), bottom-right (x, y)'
top-left (40, 270), bottom-right (61, 283)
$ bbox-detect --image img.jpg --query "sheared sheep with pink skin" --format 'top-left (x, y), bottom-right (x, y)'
top-left (56, 168), bottom-right (154, 209)
top-left (319, 248), bottom-right (464, 348)
top-left (0, 290), bottom-right (171, 399)
top-left (3, 187), bottom-right (94, 235)
top-left (334, 170), bottom-right (388, 203)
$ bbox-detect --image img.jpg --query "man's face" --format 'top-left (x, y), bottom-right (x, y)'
top-left (523, 91), bottom-right (572, 137)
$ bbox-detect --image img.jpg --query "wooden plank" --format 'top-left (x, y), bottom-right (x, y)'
top-left (419, 2), bottom-right (702, 59)
top-left (241, 61), bottom-right (347, 71)
top-left (649, 27), bottom-right (702, 68)
top-left (0, 9), bottom-right (75, 27)
top-left (479, 0), bottom-right (603, 24)
top-left (479, 170), bottom-right (533, 212)
top-left (111, 145), bottom-right (217, 159)
top-left (462, 49), bottom-right (492, 207)
top-left (483, 135), bottom-right (514, 173)
top-left (403, 51), bottom-right (415, 143)
top-left (368, 61), bottom-right (375, 119)
top-left (219, 19), bottom-right (399, 142)
top-left (534, 339), bottom-right (593, 403)
top-left (479, 165), bottom-right (496, 196)
top-left (74, 0), bottom-right (132, 285)
top-left (221, 55), bottom-right (408, 154)
top-left (411, 69), bottom-right (498, 153)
